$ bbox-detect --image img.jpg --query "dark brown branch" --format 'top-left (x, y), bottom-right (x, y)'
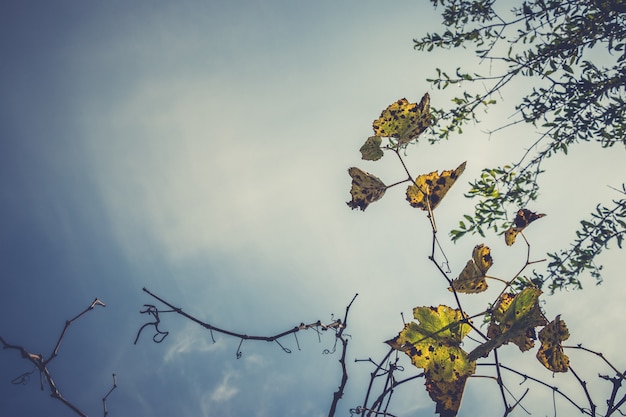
top-left (479, 362), bottom-right (591, 415)
top-left (570, 365), bottom-right (597, 417)
top-left (135, 288), bottom-right (345, 358)
top-left (0, 298), bottom-right (108, 417)
top-left (354, 348), bottom-right (424, 416)
top-left (327, 293), bottom-right (359, 417)
top-left (565, 345), bottom-right (626, 382)
top-left (356, 348), bottom-right (395, 415)
top-left (366, 371), bottom-right (423, 416)
top-left (102, 374), bottom-right (117, 417)
top-left (49, 299), bottom-right (106, 362)
top-left (492, 349), bottom-right (512, 415)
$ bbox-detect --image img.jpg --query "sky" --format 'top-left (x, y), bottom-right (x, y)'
top-left (0, 1), bottom-right (625, 417)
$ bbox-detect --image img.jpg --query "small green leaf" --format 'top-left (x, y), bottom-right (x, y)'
top-left (359, 136), bottom-right (384, 161)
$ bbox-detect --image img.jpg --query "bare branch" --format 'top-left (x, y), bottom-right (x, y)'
top-left (102, 374), bottom-right (117, 417)
top-left (327, 293), bottom-right (359, 417)
top-left (0, 298), bottom-right (111, 417)
top-left (135, 288), bottom-right (346, 359)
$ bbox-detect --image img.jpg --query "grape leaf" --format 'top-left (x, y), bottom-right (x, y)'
top-left (537, 315), bottom-right (570, 373)
top-left (359, 136), bottom-right (384, 161)
top-left (426, 377), bottom-right (472, 417)
top-left (505, 209), bottom-right (546, 246)
top-left (449, 244), bottom-right (492, 294)
top-left (387, 305), bottom-right (475, 417)
top-left (372, 93), bottom-right (431, 145)
top-left (468, 287), bottom-right (547, 361)
top-left (346, 167), bottom-right (387, 211)
top-left (406, 162), bottom-right (466, 211)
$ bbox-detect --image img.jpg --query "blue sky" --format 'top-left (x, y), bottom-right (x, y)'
top-left (1, 2), bottom-right (625, 417)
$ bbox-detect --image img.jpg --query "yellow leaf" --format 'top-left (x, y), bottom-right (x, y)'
top-left (468, 287), bottom-right (547, 361)
top-left (346, 167), bottom-right (387, 211)
top-left (372, 93), bottom-right (431, 144)
top-left (472, 244), bottom-right (493, 273)
top-left (449, 244), bottom-right (492, 294)
top-left (537, 315), bottom-right (570, 373)
top-left (504, 209), bottom-right (546, 246)
top-left (504, 227), bottom-right (521, 246)
top-left (406, 162), bottom-right (466, 211)
top-left (426, 375), bottom-right (472, 417)
top-left (387, 305), bottom-right (475, 417)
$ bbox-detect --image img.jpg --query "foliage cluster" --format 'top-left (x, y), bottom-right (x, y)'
top-left (2, 2), bottom-right (625, 417)
top-left (413, 0), bottom-right (626, 291)
top-left (346, 88), bottom-right (624, 416)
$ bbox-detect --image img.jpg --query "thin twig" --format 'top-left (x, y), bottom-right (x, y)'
top-left (0, 298), bottom-right (109, 417)
top-left (135, 288), bottom-right (345, 359)
top-left (327, 293), bottom-right (359, 417)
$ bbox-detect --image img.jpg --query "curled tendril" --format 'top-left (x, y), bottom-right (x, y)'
top-left (134, 304), bottom-right (170, 345)
top-left (274, 339), bottom-right (291, 354)
top-left (11, 369), bottom-right (34, 385)
top-left (293, 332), bottom-right (301, 351)
top-left (152, 330), bottom-right (169, 343)
top-left (236, 339), bottom-right (244, 359)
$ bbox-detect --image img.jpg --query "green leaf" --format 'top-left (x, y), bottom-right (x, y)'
top-left (388, 305), bottom-right (475, 417)
top-left (359, 136), bottom-right (384, 161)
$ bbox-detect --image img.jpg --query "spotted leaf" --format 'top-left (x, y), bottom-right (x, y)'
top-left (387, 305), bottom-right (474, 417)
top-left (372, 93), bottom-right (431, 145)
top-left (505, 209), bottom-right (546, 246)
top-left (468, 287), bottom-right (547, 361)
top-left (449, 244), bottom-right (492, 294)
top-left (537, 315), bottom-right (570, 373)
top-left (406, 162), bottom-right (466, 211)
top-left (346, 167), bottom-right (387, 211)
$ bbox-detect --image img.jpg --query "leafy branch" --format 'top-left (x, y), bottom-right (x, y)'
top-left (539, 191), bottom-right (626, 291)
top-left (413, 0), bottom-right (626, 291)
top-left (346, 92), bottom-right (624, 416)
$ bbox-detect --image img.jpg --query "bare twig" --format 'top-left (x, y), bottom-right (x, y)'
top-left (135, 288), bottom-right (345, 358)
top-left (102, 374), bottom-right (117, 417)
top-left (327, 293), bottom-right (359, 417)
top-left (354, 348), bottom-right (424, 416)
top-left (478, 362), bottom-right (590, 415)
top-left (0, 298), bottom-right (110, 417)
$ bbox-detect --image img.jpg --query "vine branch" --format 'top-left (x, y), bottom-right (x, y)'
top-left (0, 298), bottom-right (112, 417)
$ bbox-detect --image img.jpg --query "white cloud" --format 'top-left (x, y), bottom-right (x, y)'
top-left (209, 371), bottom-right (239, 403)
top-left (164, 322), bottom-right (226, 362)
top-left (67, 2), bottom-right (626, 416)
top-left (243, 353), bottom-right (266, 367)
top-left (198, 370), bottom-right (240, 417)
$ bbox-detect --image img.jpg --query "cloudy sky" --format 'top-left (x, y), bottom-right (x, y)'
top-left (1, 2), bottom-right (624, 417)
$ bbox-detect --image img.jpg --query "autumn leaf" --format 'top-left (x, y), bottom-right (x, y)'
top-left (387, 305), bottom-right (475, 417)
top-left (406, 162), bottom-right (466, 211)
top-left (346, 167), bottom-right (387, 211)
top-left (505, 209), bottom-right (546, 246)
top-left (537, 315), bottom-right (570, 373)
top-left (359, 136), bottom-right (384, 161)
top-left (372, 93), bottom-right (431, 145)
top-left (449, 244), bottom-right (492, 294)
top-left (468, 287), bottom-right (547, 361)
